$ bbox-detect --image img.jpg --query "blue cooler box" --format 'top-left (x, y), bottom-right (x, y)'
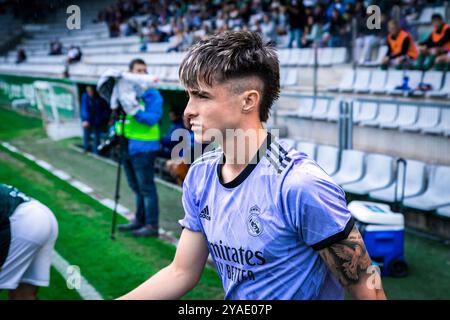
top-left (348, 201), bottom-right (408, 277)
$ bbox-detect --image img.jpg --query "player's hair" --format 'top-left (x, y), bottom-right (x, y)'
top-left (128, 58), bottom-right (146, 71)
top-left (431, 13), bottom-right (443, 21)
top-left (179, 31), bottom-right (280, 122)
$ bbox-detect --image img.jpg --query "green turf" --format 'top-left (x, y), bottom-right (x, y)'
top-left (1, 106), bottom-right (449, 300)
top-left (0, 147), bottom-right (223, 300)
top-left (0, 267), bottom-right (82, 300)
top-left (0, 107), bottom-right (43, 140)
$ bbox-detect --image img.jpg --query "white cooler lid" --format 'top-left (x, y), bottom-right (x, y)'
top-left (348, 201), bottom-right (404, 226)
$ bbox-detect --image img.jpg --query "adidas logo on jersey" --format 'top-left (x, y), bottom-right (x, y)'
top-left (199, 205), bottom-right (211, 221)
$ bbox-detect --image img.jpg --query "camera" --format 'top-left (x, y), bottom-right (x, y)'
top-left (96, 106), bottom-right (126, 155)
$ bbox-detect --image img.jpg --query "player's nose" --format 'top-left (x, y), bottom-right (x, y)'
top-left (184, 99), bottom-right (198, 120)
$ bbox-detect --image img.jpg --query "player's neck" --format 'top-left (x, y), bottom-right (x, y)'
top-left (220, 125), bottom-right (267, 182)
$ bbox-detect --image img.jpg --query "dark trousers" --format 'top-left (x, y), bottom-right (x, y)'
top-left (83, 127), bottom-right (101, 155)
top-left (123, 151), bottom-right (159, 227)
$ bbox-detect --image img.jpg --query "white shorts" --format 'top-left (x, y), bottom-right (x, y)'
top-left (0, 200), bottom-right (58, 289)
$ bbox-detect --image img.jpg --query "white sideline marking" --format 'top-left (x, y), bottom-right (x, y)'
top-left (52, 169), bottom-right (71, 181)
top-left (100, 198), bottom-right (131, 216)
top-left (36, 159), bottom-right (53, 170)
top-left (23, 152), bottom-right (36, 161)
top-left (52, 251), bottom-right (103, 300)
top-left (70, 180), bottom-right (94, 194)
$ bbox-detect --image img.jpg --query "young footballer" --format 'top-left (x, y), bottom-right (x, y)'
top-left (120, 31), bottom-right (386, 300)
top-left (0, 184), bottom-right (58, 299)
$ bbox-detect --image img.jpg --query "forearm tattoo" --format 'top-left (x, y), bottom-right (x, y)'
top-left (319, 226), bottom-right (372, 288)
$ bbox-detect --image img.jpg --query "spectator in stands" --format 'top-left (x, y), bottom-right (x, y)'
top-left (381, 19), bottom-right (418, 70)
top-left (117, 59), bottom-right (163, 238)
top-left (66, 45), bottom-right (82, 64)
top-left (260, 14), bottom-right (277, 43)
top-left (286, 0), bottom-right (307, 48)
top-left (0, 184), bottom-right (58, 300)
top-left (15, 48), bottom-right (26, 64)
top-left (81, 86), bottom-right (111, 155)
top-left (322, 9), bottom-right (348, 48)
top-left (354, 4), bottom-right (383, 64)
top-left (49, 38), bottom-right (63, 55)
top-left (415, 14), bottom-right (450, 71)
top-left (326, 0), bottom-right (346, 19)
top-left (302, 14), bottom-right (322, 47)
top-left (166, 27), bottom-right (184, 52)
top-left (160, 105), bottom-right (185, 159)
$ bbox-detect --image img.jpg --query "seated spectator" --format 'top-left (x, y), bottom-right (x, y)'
top-left (66, 45), bottom-right (82, 64)
top-left (322, 9), bottom-right (348, 47)
top-left (49, 39), bottom-right (63, 55)
top-left (81, 86), bottom-right (111, 155)
top-left (15, 48), bottom-right (26, 64)
top-left (260, 14), bottom-right (276, 43)
top-left (381, 19), bottom-right (418, 70)
top-left (166, 28), bottom-right (184, 52)
top-left (286, 0), bottom-right (306, 48)
top-left (415, 14), bottom-right (450, 71)
top-left (302, 15), bottom-right (322, 47)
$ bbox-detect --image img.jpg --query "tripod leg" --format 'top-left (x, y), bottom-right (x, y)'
top-left (111, 156), bottom-right (122, 240)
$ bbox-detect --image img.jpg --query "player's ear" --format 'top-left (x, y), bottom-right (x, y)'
top-left (241, 90), bottom-right (260, 115)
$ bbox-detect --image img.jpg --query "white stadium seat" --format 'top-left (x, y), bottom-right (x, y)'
top-left (421, 107), bottom-right (450, 136)
top-left (403, 165), bottom-right (450, 211)
top-left (331, 149), bottom-right (365, 186)
top-left (352, 69), bottom-right (372, 93)
top-left (353, 101), bottom-right (378, 124)
top-left (343, 153), bottom-right (395, 195)
top-left (315, 145), bottom-right (340, 176)
top-left (400, 106), bottom-right (441, 132)
top-left (427, 73), bottom-right (450, 98)
top-left (380, 104), bottom-right (418, 130)
top-left (296, 141), bottom-right (317, 159)
top-left (311, 98), bottom-right (330, 120)
top-left (368, 70), bottom-right (388, 93)
top-left (327, 70), bottom-right (354, 92)
top-left (412, 71), bottom-right (443, 97)
top-left (296, 97), bottom-right (314, 118)
top-left (360, 103), bottom-right (398, 127)
top-left (330, 47), bottom-right (347, 64)
top-left (369, 159), bottom-right (427, 202)
top-left (378, 70), bottom-right (404, 94)
top-left (326, 99), bottom-right (341, 122)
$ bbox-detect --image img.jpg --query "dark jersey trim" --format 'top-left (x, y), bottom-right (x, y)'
top-left (217, 133), bottom-right (271, 189)
top-left (0, 219), bottom-right (11, 269)
top-left (310, 217), bottom-right (355, 251)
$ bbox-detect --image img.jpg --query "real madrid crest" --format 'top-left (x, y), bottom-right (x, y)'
top-left (247, 205), bottom-right (263, 237)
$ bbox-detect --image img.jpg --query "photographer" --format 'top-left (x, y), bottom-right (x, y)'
top-left (116, 59), bottom-right (163, 238)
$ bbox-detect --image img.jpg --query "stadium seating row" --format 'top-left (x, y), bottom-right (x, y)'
top-left (277, 97), bottom-right (450, 137)
top-left (279, 139), bottom-right (450, 215)
top-left (329, 69), bottom-right (450, 98)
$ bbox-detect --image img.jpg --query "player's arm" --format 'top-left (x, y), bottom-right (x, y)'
top-left (118, 228), bottom-right (209, 300)
top-left (318, 225), bottom-right (387, 300)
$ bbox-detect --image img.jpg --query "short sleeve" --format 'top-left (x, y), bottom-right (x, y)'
top-left (178, 175), bottom-right (203, 233)
top-left (284, 162), bottom-right (354, 251)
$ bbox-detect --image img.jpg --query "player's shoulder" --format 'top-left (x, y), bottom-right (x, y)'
top-left (184, 147), bottom-right (223, 182)
top-left (275, 141), bottom-right (341, 194)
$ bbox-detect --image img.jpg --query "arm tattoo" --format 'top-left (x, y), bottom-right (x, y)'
top-left (319, 226), bottom-right (372, 288)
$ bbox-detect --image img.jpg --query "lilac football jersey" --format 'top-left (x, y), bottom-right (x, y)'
top-left (179, 133), bottom-right (354, 300)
